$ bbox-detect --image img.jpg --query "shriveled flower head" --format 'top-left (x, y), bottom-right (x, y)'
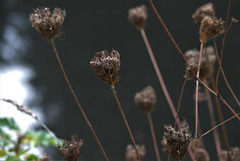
top-left (199, 16), bottom-right (225, 43)
top-left (134, 86), bottom-right (157, 113)
top-left (221, 147), bottom-right (240, 161)
top-left (90, 50), bottom-right (120, 85)
top-left (164, 120), bottom-right (192, 160)
top-left (60, 135), bottom-right (83, 161)
top-left (126, 144), bottom-right (146, 161)
top-left (30, 7), bottom-right (66, 39)
top-left (192, 3), bottom-right (215, 26)
top-left (196, 149), bottom-right (210, 161)
top-left (185, 46), bottom-right (216, 82)
top-left (39, 153), bottom-right (51, 161)
top-left (128, 5), bottom-right (148, 29)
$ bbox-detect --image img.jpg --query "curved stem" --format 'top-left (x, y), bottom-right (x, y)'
top-left (50, 39), bottom-right (109, 161)
top-left (194, 43), bottom-right (204, 160)
top-left (110, 85), bottom-right (141, 161)
top-left (147, 113), bottom-right (161, 161)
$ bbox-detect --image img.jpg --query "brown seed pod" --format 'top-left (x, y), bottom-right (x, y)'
top-left (128, 5), bottom-right (148, 30)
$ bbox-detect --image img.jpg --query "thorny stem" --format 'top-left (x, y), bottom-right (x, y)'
top-left (213, 39), bottom-right (240, 107)
top-left (140, 29), bottom-right (181, 128)
top-left (204, 89), bottom-right (222, 161)
top-left (147, 0), bottom-right (240, 121)
top-left (193, 43), bottom-right (204, 160)
top-left (147, 0), bottom-right (187, 63)
top-left (174, 79), bottom-right (187, 128)
top-left (50, 39), bottom-right (109, 161)
top-left (110, 85), bottom-right (141, 161)
top-left (147, 113), bottom-right (161, 161)
top-left (215, 0), bottom-right (232, 94)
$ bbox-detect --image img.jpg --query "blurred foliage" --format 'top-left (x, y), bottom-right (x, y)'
top-left (0, 117), bottom-right (62, 161)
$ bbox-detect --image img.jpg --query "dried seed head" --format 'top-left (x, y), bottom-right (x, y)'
top-left (196, 149), bottom-right (210, 161)
top-left (30, 7), bottom-right (66, 39)
top-left (134, 86), bottom-right (157, 113)
top-left (192, 3), bottom-right (215, 26)
top-left (199, 16), bottom-right (225, 43)
top-left (90, 50), bottom-right (120, 85)
top-left (128, 5), bottom-right (148, 29)
top-left (38, 153), bottom-right (51, 161)
top-left (60, 135), bottom-right (83, 161)
top-left (126, 144), bottom-right (146, 161)
top-left (221, 147), bottom-right (240, 161)
top-left (185, 46), bottom-right (216, 82)
top-left (164, 120), bottom-right (192, 160)
top-left (161, 138), bottom-right (170, 154)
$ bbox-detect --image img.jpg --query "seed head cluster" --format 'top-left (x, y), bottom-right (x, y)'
top-left (164, 120), bottom-right (191, 160)
top-left (128, 5), bottom-right (148, 29)
top-left (134, 86), bottom-right (157, 113)
top-left (30, 7), bottom-right (66, 39)
top-left (60, 135), bottom-right (83, 161)
top-left (125, 144), bottom-right (146, 161)
top-left (221, 147), bottom-right (240, 161)
top-left (192, 3), bottom-right (215, 26)
top-left (90, 50), bottom-right (120, 85)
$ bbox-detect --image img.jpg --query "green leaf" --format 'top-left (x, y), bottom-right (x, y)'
top-left (0, 118), bottom-right (20, 130)
top-left (0, 149), bottom-right (7, 157)
top-left (24, 154), bottom-right (39, 161)
top-left (18, 149), bottom-right (30, 156)
top-left (6, 155), bottom-right (19, 161)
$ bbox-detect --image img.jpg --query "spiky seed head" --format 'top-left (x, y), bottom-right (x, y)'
top-left (164, 120), bottom-right (192, 160)
top-left (134, 86), bottom-right (157, 113)
top-left (126, 144), bottom-right (146, 161)
top-left (199, 16), bottom-right (225, 43)
top-left (184, 57), bottom-right (198, 80)
top-left (221, 147), bottom-right (240, 161)
top-left (90, 50), bottom-right (120, 85)
top-left (196, 149), bottom-right (210, 161)
top-left (128, 5), bottom-right (148, 30)
top-left (192, 3), bottom-right (215, 26)
top-left (30, 7), bottom-right (66, 39)
top-left (60, 135), bottom-right (83, 161)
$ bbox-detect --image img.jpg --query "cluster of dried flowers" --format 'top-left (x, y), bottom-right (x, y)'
top-left (125, 144), bottom-right (146, 161)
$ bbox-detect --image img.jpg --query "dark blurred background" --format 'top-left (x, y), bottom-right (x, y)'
top-left (0, 0), bottom-right (239, 160)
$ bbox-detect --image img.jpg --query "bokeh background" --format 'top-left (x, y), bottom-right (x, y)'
top-left (0, 0), bottom-right (239, 160)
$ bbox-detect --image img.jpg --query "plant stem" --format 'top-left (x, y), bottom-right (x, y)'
top-left (50, 39), bottom-right (109, 161)
top-left (140, 29), bottom-right (181, 128)
top-left (194, 43), bottom-right (204, 160)
top-left (213, 39), bottom-right (240, 107)
top-left (110, 85), bottom-right (141, 161)
top-left (147, 113), bottom-right (161, 161)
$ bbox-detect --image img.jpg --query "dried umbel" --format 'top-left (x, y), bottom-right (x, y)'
top-left (134, 86), bottom-right (157, 113)
top-left (128, 5), bottom-right (148, 29)
top-left (38, 153), bottom-right (51, 161)
top-left (185, 46), bottom-right (216, 82)
top-left (199, 16), bottom-right (225, 43)
top-left (221, 147), bottom-right (240, 161)
top-left (126, 144), bottom-right (146, 161)
top-left (90, 50), bottom-right (120, 85)
top-left (196, 149), bottom-right (210, 161)
top-left (30, 7), bottom-right (66, 39)
top-left (164, 120), bottom-right (192, 160)
top-left (60, 135), bottom-right (83, 161)
top-left (192, 3), bottom-right (215, 26)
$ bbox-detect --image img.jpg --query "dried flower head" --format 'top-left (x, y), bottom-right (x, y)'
top-left (164, 120), bottom-right (191, 160)
top-left (199, 16), bottom-right (225, 43)
top-left (185, 46), bottom-right (216, 82)
top-left (126, 144), bottom-right (146, 161)
top-left (38, 153), bottom-right (51, 161)
top-left (134, 86), bottom-right (157, 113)
top-left (221, 147), bottom-right (240, 161)
top-left (161, 138), bottom-right (170, 154)
top-left (30, 7), bottom-right (66, 39)
top-left (90, 50), bottom-right (120, 85)
top-left (192, 3), bottom-right (215, 26)
top-left (196, 149), bottom-right (210, 161)
top-left (60, 135), bottom-right (83, 161)
top-left (128, 5), bottom-right (148, 29)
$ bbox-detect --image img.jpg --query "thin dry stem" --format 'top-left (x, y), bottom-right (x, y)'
top-left (50, 39), bottom-right (109, 161)
top-left (110, 85), bottom-right (141, 161)
top-left (147, 113), bottom-right (161, 161)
